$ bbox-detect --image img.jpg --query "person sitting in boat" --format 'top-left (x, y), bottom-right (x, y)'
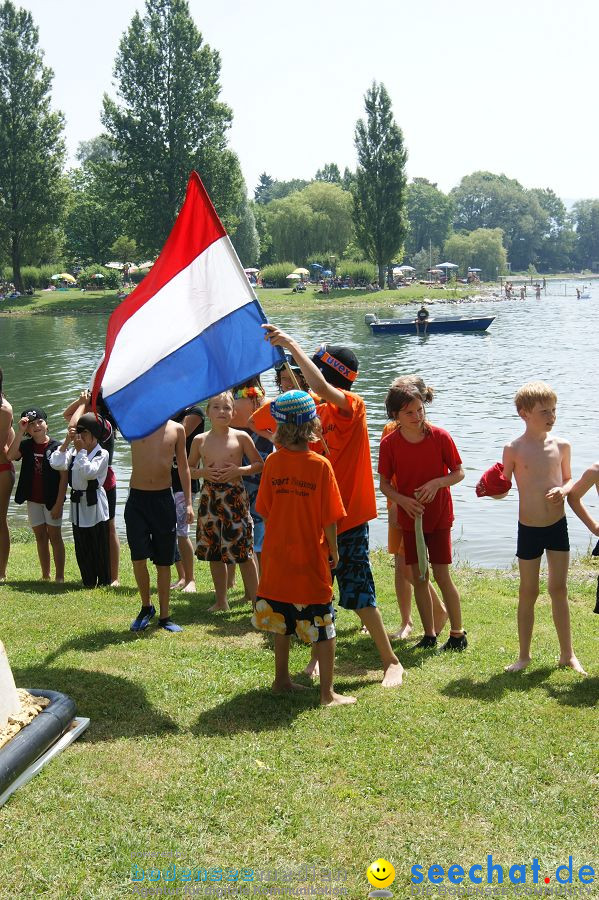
top-left (415, 305), bottom-right (430, 333)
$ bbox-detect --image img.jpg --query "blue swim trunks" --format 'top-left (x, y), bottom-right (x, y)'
top-left (334, 523), bottom-right (377, 611)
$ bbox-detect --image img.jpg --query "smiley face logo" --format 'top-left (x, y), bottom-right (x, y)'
top-left (367, 858), bottom-right (396, 889)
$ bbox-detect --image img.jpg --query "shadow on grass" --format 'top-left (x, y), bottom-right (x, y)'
top-left (42, 628), bottom-right (148, 662)
top-left (441, 667), bottom-right (554, 701)
top-left (543, 676), bottom-right (599, 708)
top-left (192, 678), bottom-right (364, 736)
top-left (333, 630), bottom-right (434, 675)
top-left (171, 591), bottom-right (258, 637)
top-left (11, 664), bottom-right (178, 741)
top-left (3, 579), bottom-right (89, 596)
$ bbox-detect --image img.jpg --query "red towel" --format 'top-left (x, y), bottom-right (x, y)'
top-left (476, 462), bottom-right (512, 498)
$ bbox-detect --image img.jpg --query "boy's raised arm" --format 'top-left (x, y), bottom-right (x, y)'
top-left (262, 324), bottom-right (350, 410)
top-left (63, 391), bottom-right (90, 423)
top-left (568, 464), bottom-right (599, 535)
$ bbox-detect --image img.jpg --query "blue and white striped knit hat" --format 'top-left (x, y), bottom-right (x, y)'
top-left (271, 390), bottom-right (317, 425)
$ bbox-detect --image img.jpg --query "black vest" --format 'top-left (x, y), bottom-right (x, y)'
top-left (14, 438), bottom-right (61, 509)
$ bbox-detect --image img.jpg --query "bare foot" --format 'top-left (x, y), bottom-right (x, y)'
top-left (41, 575), bottom-right (51, 581)
top-left (170, 578), bottom-right (186, 590)
top-left (388, 623), bottom-right (413, 640)
top-left (303, 659), bottom-right (320, 679)
top-left (321, 692), bottom-right (357, 706)
top-left (272, 680), bottom-right (309, 694)
top-left (55, 577), bottom-right (65, 584)
top-left (381, 662), bottom-right (404, 687)
top-left (208, 601), bottom-right (230, 612)
top-left (182, 581), bottom-right (196, 594)
top-left (360, 624), bottom-right (368, 634)
top-left (0, 575), bottom-right (5, 583)
top-left (505, 658), bottom-right (531, 672)
top-left (559, 656), bottom-right (587, 675)
top-left (110, 580), bottom-right (120, 588)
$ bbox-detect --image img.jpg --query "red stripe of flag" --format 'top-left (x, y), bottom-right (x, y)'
top-left (92, 172), bottom-right (226, 404)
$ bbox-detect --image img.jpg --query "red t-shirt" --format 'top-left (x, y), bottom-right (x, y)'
top-left (256, 448), bottom-right (345, 605)
top-left (30, 440), bottom-right (49, 503)
top-left (378, 425), bottom-right (462, 533)
top-left (314, 391), bottom-right (377, 534)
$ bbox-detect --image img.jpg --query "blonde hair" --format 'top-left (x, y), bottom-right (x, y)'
top-left (274, 417), bottom-right (321, 448)
top-left (514, 381), bottom-right (557, 413)
top-left (385, 374), bottom-right (434, 420)
top-left (206, 391), bottom-right (234, 414)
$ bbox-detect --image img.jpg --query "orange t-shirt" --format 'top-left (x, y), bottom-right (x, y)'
top-left (315, 391), bottom-right (377, 534)
top-left (256, 448), bottom-right (345, 605)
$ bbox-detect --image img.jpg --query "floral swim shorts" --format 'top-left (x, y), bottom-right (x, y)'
top-left (252, 598), bottom-right (336, 643)
top-left (195, 481), bottom-right (253, 563)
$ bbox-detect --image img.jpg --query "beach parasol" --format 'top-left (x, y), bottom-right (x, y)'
top-left (51, 273), bottom-right (76, 283)
top-left (244, 267), bottom-right (259, 274)
top-left (293, 267), bottom-right (310, 275)
top-left (92, 273), bottom-right (105, 279)
top-left (286, 273), bottom-right (301, 280)
top-left (436, 262), bottom-right (458, 269)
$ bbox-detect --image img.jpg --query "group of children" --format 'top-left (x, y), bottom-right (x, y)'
top-left (1, 328), bottom-right (597, 702)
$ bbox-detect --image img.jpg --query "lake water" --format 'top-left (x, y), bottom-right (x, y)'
top-left (2, 281), bottom-right (597, 567)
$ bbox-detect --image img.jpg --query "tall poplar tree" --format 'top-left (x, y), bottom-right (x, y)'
top-left (0, 1), bottom-right (66, 290)
top-left (102, 0), bottom-right (242, 254)
top-left (352, 82), bottom-right (407, 287)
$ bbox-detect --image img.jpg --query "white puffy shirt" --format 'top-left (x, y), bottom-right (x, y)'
top-left (49, 444), bottom-right (109, 526)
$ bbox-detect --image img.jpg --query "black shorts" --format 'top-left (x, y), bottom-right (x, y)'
top-left (106, 485), bottom-right (117, 521)
top-left (125, 487), bottom-right (176, 566)
top-left (516, 516), bottom-right (570, 560)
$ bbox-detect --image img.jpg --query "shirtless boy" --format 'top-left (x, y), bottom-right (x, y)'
top-left (126, 419), bottom-right (193, 632)
top-left (189, 392), bottom-right (263, 611)
top-left (502, 381), bottom-right (585, 674)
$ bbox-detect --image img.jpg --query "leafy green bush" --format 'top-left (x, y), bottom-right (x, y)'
top-left (78, 265), bottom-right (121, 290)
top-left (259, 261), bottom-right (296, 288)
top-left (12, 265), bottom-right (56, 289)
top-left (336, 259), bottom-right (377, 284)
top-left (129, 268), bottom-right (151, 285)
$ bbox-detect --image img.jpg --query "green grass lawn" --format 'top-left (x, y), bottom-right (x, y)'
top-left (0, 288), bottom-right (122, 317)
top-left (0, 282), bottom-right (481, 319)
top-left (1, 540), bottom-right (597, 898)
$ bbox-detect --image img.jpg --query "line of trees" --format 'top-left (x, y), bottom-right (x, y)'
top-left (0, 0), bottom-right (598, 291)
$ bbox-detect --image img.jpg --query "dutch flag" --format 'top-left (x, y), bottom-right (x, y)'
top-left (92, 172), bottom-right (283, 441)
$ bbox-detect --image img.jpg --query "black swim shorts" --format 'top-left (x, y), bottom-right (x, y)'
top-left (516, 516), bottom-right (570, 560)
top-left (125, 487), bottom-right (176, 566)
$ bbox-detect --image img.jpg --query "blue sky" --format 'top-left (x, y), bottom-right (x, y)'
top-left (21, 0), bottom-right (599, 200)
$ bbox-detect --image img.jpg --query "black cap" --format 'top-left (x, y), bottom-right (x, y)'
top-left (76, 413), bottom-right (104, 440)
top-left (311, 344), bottom-right (359, 389)
top-left (21, 407), bottom-right (47, 422)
